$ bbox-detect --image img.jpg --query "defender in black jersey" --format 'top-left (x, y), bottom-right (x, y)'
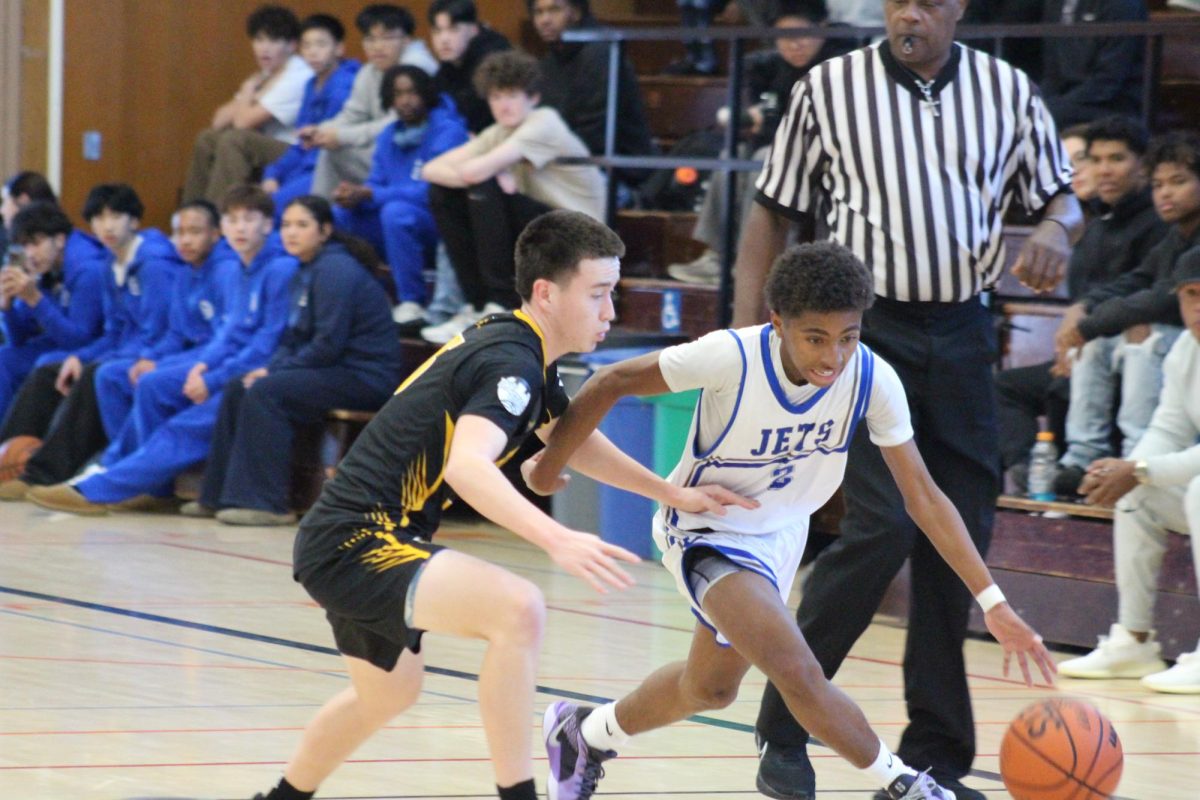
top-left (251, 211), bottom-right (752, 800)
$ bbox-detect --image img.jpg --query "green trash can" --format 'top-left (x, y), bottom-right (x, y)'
top-left (647, 389), bottom-right (700, 477)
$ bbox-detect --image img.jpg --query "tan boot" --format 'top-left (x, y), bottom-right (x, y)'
top-left (27, 484), bottom-right (109, 516)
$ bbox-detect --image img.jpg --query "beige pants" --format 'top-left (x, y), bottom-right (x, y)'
top-left (184, 128), bottom-right (289, 205)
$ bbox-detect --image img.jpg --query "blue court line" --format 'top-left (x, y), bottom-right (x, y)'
top-left (1, 584), bottom-right (1049, 794)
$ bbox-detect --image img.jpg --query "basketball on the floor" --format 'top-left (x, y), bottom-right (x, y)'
top-left (1000, 698), bottom-right (1123, 800)
top-left (0, 436), bottom-right (40, 483)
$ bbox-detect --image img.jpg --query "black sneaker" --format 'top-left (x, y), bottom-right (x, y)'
top-left (1053, 464), bottom-right (1086, 497)
top-left (872, 770), bottom-right (956, 800)
top-left (755, 735), bottom-right (815, 800)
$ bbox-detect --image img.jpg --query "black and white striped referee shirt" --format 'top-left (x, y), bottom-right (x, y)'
top-left (756, 41), bottom-right (1074, 303)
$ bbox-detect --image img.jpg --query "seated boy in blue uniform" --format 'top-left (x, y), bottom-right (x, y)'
top-left (332, 63), bottom-right (467, 327)
top-left (24, 186), bottom-right (298, 514)
top-left (0, 203), bottom-right (107, 420)
top-left (262, 13), bottom-right (361, 220)
top-left (0, 183), bottom-right (180, 500)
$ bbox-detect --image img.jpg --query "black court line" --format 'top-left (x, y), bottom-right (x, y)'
top-left (0, 584), bottom-right (1031, 791)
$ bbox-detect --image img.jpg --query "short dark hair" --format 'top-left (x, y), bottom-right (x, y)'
top-left (177, 199), bottom-right (221, 228)
top-left (474, 50), bottom-right (541, 98)
top-left (380, 64), bottom-right (440, 110)
top-left (246, 5), bottom-right (301, 41)
top-left (82, 183), bottom-right (144, 221)
top-left (764, 242), bottom-right (875, 317)
top-left (11, 202), bottom-right (73, 244)
top-left (1086, 115), bottom-right (1150, 157)
top-left (5, 171), bottom-right (57, 205)
top-left (356, 4), bottom-right (415, 35)
top-left (1146, 131), bottom-right (1200, 179)
top-left (301, 13), bottom-right (346, 42)
top-left (524, 0), bottom-right (591, 17)
top-left (429, 0), bottom-right (478, 24)
top-left (219, 184), bottom-right (275, 218)
top-left (1061, 123), bottom-right (1092, 141)
top-left (514, 210), bottom-right (624, 301)
top-left (771, 0), bottom-right (829, 24)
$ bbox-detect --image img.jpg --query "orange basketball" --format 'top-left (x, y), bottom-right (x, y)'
top-left (1000, 698), bottom-right (1123, 800)
top-left (0, 436), bottom-right (40, 483)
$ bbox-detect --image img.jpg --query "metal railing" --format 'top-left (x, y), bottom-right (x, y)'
top-left (562, 19), bottom-right (1200, 326)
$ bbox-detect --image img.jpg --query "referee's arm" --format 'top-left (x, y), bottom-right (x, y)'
top-left (731, 201), bottom-right (794, 327)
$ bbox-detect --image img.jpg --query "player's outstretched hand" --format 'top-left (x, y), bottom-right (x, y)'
top-left (547, 529), bottom-right (640, 594)
top-left (521, 450), bottom-right (569, 496)
top-left (670, 484), bottom-right (760, 516)
top-left (985, 603), bottom-right (1057, 687)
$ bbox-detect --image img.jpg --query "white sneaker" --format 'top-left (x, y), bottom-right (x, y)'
top-left (667, 249), bottom-right (721, 285)
top-left (479, 301), bottom-right (510, 318)
top-left (1141, 649), bottom-right (1200, 694)
top-left (392, 301), bottom-right (427, 325)
top-left (1058, 623), bottom-right (1168, 679)
top-left (420, 304), bottom-right (479, 345)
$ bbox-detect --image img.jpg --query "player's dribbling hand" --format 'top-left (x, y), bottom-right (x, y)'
top-left (984, 603), bottom-right (1057, 687)
top-left (669, 484), bottom-right (760, 516)
top-left (548, 529), bottom-right (640, 594)
top-left (520, 450), bottom-right (569, 495)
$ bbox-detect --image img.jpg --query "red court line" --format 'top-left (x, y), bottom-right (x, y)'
top-left (545, 604), bottom-right (693, 633)
top-left (158, 541), bottom-right (293, 567)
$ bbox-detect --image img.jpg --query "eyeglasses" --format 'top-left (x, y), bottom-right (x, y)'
top-left (363, 33), bottom-right (405, 46)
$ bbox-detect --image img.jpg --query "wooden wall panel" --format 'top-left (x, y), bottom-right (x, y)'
top-left (17, 0), bottom-right (49, 177)
top-left (54, 0), bottom-right (521, 231)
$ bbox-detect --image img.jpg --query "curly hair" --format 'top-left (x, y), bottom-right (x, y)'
top-left (1146, 130), bottom-right (1200, 179)
top-left (473, 50), bottom-right (542, 98)
top-left (515, 210), bottom-right (624, 300)
top-left (764, 242), bottom-right (874, 318)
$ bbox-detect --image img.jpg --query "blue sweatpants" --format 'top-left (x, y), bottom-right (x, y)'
top-left (333, 199), bottom-right (437, 304)
top-left (76, 392), bottom-right (223, 502)
top-left (97, 360), bottom-right (195, 465)
top-left (272, 171), bottom-right (314, 224)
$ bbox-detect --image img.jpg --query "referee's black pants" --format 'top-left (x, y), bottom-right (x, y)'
top-left (756, 296), bottom-right (1000, 778)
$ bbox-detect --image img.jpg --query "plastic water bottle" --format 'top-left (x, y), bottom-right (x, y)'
top-left (1028, 431), bottom-right (1058, 502)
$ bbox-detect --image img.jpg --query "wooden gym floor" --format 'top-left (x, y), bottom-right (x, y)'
top-left (0, 504), bottom-right (1195, 799)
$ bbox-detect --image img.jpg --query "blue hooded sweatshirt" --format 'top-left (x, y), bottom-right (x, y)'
top-left (143, 242), bottom-right (242, 364)
top-left (2, 230), bottom-right (108, 352)
top-left (263, 58), bottom-right (361, 186)
top-left (362, 97), bottom-right (468, 209)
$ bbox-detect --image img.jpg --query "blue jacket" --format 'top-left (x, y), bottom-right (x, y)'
top-left (269, 240), bottom-right (400, 390)
top-left (72, 229), bottom-right (182, 364)
top-left (143, 245), bottom-right (241, 363)
top-left (263, 59), bottom-right (361, 185)
top-left (1, 230), bottom-right (108, 352)
top-left (363, 98), bottom-right (468, 209)
top-left (195, 234), bottom-right (298, 393)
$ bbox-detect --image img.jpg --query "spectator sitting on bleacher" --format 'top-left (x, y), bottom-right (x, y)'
top-left (22, 187), bottom-right (298, 516)
top-left (1039, 0), bottom-right (1147, 128)
top-left (662, 0), bottom-right (725, 76)
top-left (1062, 122), bottom-right (1100, 209)
top-left (420, 50), bottom-right (605, 344)
top-left (528, 0), bottom-right (658, 201)
top-left (183, 5), bottom-right (314, 205)
top-left (1054, 131), bottom-right (1200, 497)
top-left (668, 0), bottom-right (852, 285)
top-left (192, 195), bottom-right (402, 527)
top-left (332, 65), bottom-right (469, 328)
top-left (429, 0), bottom-right (512, 134)
top-left (1, 171), bottom-right (60, 259)
top-left (306, 4), bottom-right (439, 198)
top-left (960, 0), bottom-right (1043, 80)
top-left (261, 14), bottom-right (362, 222)
top-left (999, 117), bottom-right (1168, 492)
top-left (0, 204), bottom-right (108, 420)
top-left (0, 184), bottom-right (181, 502)
top-left (1056, 249), bottom-right (1200, 693)
top-left (12, 201), bottom-right (237, 504)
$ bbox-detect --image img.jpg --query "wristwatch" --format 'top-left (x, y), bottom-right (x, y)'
top-left (1133, 460), bottom-right (1150, 484)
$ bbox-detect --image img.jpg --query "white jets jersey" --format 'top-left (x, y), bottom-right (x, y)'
top-left (658, 324), bottom-right (913, 535)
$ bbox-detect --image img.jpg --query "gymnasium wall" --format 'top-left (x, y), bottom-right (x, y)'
top-left (26, 0), bottom-right (521, 232)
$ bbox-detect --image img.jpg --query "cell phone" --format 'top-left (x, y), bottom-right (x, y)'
top-left (4, 244), bottom-right (26, 273)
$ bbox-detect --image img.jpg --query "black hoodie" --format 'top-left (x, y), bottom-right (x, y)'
top-left (434, 26), bottom-right (512, 134)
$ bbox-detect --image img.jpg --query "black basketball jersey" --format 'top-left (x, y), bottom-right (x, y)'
top-left (299, 310), bottom-right (569, 542)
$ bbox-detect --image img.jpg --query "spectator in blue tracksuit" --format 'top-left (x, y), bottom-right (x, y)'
top-left (332, 64), bottom-right (468, 325)
top-left (0, 203), bottom-right (107, 419)
top-left (0, 184), bottom-right (180, 491)
top-left (94, 200), bottom-right (239, 460)
top-left (24, 186), bottom-right (298, 514)
top-left (200, 194), bottom-right (402, 526)
top-left (262, 14), bottom-right (361, 222)
top-left (1, 171), bottom-right (60, 260)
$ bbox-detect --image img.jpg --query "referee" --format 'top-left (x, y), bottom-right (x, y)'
top-left (736, 3), bottom-right (1083, 799)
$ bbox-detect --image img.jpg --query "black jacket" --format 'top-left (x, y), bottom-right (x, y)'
top-left (1066, 187), bottom-right (1167, 301)
top-left (1040, 0), bottom-right (1147, 127)
top-left (434, 26), bottom-right (511, 134)
top-left (1078, 225), bottom-right (1200, 341)
top-left (744, 32), bottom-right (855, 150)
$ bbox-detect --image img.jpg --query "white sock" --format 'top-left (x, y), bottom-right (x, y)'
top-left (579, 702), bottom-right (631, 751)
top-left (862, 740), bottom-right (915, 788)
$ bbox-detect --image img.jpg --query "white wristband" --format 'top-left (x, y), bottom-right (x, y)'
top-left (975, 584), bottom-right (1006, 613)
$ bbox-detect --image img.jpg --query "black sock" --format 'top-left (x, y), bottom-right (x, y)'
top-left (266, 776), bottom-right (315, 800)
top-left (497, 778), bottom-right (537, 800)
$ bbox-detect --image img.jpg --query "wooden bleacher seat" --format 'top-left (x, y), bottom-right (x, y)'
top-left (638, 75), bottom-right (729, 145)
top-left (615, 209), bottom-right (706, 277)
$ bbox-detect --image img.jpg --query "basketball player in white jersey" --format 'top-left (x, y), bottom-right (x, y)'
top-left (524, 242), bottom-right (1058, 800)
